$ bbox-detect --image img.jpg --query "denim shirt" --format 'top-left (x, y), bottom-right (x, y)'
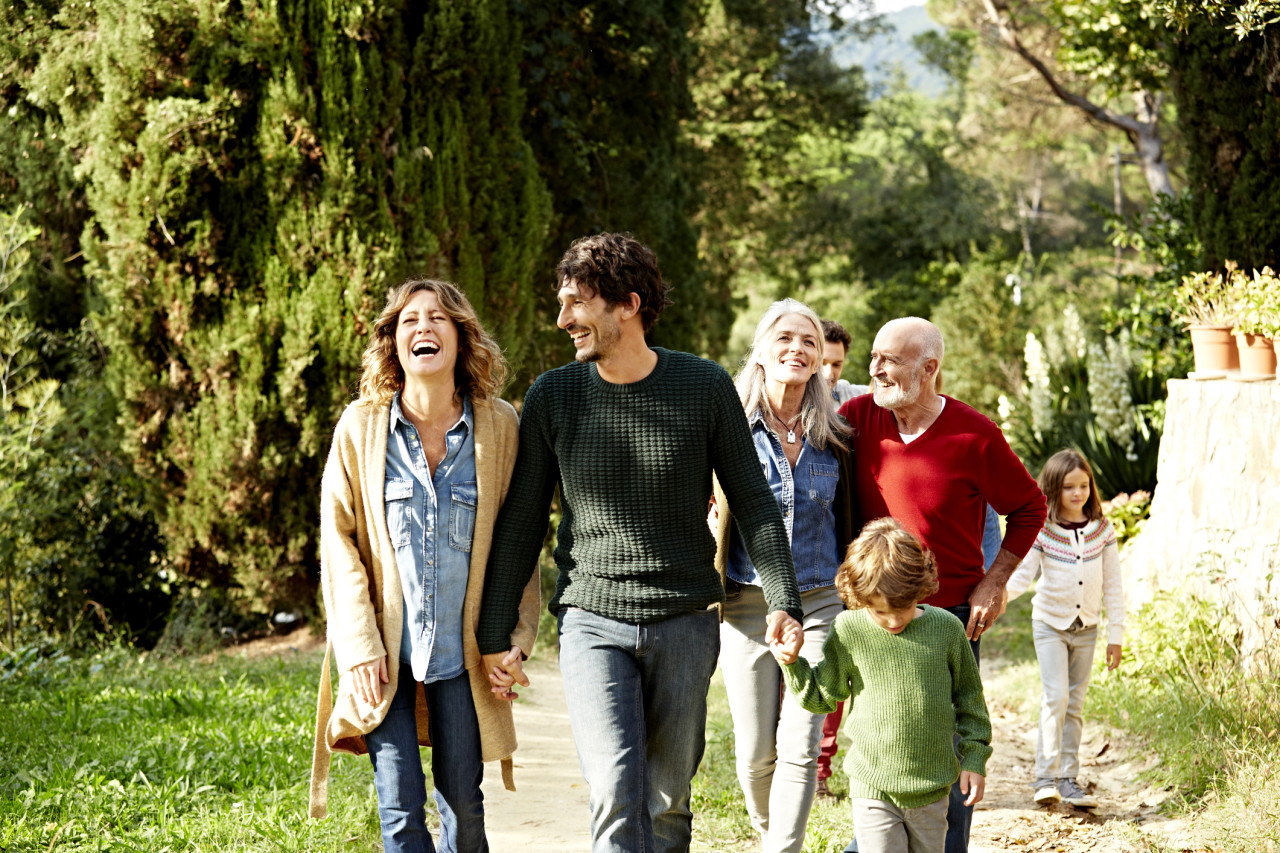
top-left (385, 393), bottom-right (477, 683)
top-left (727, 412), bottom-right (841, 591)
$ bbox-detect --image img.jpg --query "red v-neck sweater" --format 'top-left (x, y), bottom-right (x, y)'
top-left (838, 394), bottom-right (1047, 607)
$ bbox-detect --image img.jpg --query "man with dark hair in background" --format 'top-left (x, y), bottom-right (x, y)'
top-left (820, 319), bottom-right (868, 405)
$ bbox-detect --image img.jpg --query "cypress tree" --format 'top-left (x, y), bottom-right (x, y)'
top-left (514, 0), bottom-right (711, 382)
top-left (1169, 21), bottom-right (1280, 268)
top-left (15, 1), bottom-right (549, 613)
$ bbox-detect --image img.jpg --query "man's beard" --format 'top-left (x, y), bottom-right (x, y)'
top-left (871, 366), bottom-right (925, 409)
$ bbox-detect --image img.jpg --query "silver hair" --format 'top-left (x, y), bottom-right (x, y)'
top-left (734, 299), bottom-right (850, 452)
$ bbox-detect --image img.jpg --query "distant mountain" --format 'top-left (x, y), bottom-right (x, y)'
top-left (832, 5), bottom-right (948, 97)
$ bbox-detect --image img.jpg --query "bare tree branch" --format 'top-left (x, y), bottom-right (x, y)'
top-left (978, 0), bottom-right (1174, 197)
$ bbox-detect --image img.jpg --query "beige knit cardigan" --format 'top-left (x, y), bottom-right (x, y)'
top-left (308, 396), bottom-right (539, 819)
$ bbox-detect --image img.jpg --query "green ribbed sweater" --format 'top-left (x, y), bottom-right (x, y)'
top-left (478, 348), bottom-right (801, 654)
top-left (782, 605), bottom-right (992, 809)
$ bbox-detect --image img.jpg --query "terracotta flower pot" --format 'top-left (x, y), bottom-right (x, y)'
top-left (1188, 325), bottom-right (1235, 376)
top-left (1237, 333), bottom-right (1278, 377)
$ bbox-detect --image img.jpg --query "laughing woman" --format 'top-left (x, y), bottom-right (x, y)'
top-left (309, 280), bottom-right (539, 853)
top-left (713, 299), bottom-right (857, 853)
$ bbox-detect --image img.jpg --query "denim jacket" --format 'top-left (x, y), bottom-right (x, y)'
top-left (726, 413), bottom-right (842, 591)
top-left (385, 393), bottom-right (476, 683)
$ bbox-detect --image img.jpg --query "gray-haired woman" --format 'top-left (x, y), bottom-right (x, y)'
top-left (713, 298), bottom-right (858, 853)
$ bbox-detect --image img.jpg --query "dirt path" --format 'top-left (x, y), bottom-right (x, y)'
top-left (476, 653), bottom-right (1210, 853)
top-left (968, 661), bottom-right (1192, 853)
top-left (243, 628), bottom-right (1208, 851)
top-left (480, 656), bottom-right (592, 851)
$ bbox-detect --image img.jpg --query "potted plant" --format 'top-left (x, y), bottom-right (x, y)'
top-left (1175, 266), bottom-right (1240, 377)
top-left (1234, 266), bottom-right (1279, 379)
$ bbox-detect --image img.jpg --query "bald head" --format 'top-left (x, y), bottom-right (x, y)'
top-left (869, 317), bottom-right (945, 410)
top-left (877, 317), bottom-right (945, 365)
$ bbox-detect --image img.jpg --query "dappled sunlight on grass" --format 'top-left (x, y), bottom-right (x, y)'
top-left (0, 644), bottom-right (386, 852)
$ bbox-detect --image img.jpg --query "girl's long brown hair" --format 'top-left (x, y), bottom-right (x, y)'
top-left (1037, 449), bottom-right (1103, 526)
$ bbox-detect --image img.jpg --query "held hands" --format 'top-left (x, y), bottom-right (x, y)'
top-left (483, 646), bottom-right (529, 701)
top-left (766, 610), bottom-right (803, 665)
top-left (1105, 643), bottom-right (1123, 670)
top-left (352, 656), bottom-right (389, 708)
top-left (960, 771), bottom-right (985, 806)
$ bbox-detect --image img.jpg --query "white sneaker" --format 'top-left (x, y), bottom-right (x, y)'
top-left (1033, 784), bottom-right (1061, 805)
top-left (1058, 778), bottom-right (1098, 808)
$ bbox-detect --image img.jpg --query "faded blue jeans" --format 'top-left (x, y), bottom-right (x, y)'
top-left (557, 606), bottom-right (721, 853)
top-left (364, 669), bottom-right (487, 853)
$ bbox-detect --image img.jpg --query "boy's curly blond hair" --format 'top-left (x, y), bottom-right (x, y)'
top-left (836, 517), bottom-right (939, 610)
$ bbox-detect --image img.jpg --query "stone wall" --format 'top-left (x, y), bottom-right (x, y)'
top-left (1122, 379), bottom-right (1280, 663)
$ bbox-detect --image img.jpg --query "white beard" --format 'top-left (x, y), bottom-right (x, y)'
top-left (872, 368), bottom-right (925, 409)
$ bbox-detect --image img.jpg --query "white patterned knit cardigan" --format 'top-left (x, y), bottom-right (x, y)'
top-left (1006, 518), bottom-right (1126, 645)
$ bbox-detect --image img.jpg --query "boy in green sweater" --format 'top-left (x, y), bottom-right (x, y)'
top-left (774, 518), bottom-right (992, 852)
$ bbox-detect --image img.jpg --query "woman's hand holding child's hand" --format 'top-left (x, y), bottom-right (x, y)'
top-left (1105, 643), bottom-right (1122, 670)
top-left (960, 771), bottom-right (985, 806)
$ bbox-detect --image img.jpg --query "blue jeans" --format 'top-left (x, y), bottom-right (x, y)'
top-left (365, 669), bottom-right (487, 853)
top-left (557, 606), bottom-right (721, 853)
top-left (844, 604), bottom-right (982, 853)
top-left (942, 605), bottom-right (980, 853)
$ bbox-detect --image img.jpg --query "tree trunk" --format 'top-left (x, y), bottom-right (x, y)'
top-left (1132, 91), bottom-right (1174, 197)
top-left (981, 0), bottom-right (1175, 201)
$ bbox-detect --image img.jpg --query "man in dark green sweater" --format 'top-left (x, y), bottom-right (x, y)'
top-left (477, 232), bottom-right (804, 853)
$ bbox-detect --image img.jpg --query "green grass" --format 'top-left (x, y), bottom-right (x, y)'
top-left (0, 638), bottom-right (858, 853)
top-left (691, 670), bottom-right (855, 853)
top-left (983, 590), bottom-right (1037, 668)
top-left (7, 585), bottom-right (1277, 852)
top-left (0, 644), bottom-right (385, 852)
top-left (1086, 590), bottom-right (1280, 850)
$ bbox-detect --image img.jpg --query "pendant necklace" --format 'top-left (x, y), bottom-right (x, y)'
top-left (773, 411), bottom-right (803, 444)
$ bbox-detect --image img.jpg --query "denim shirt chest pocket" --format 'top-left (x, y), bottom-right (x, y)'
top-left (448, 482), bottom-right (478, 552)
top-left (807, 463), bottom-right (839, 507)
top-left (795, 461), bottom-right (840, 590)
top-left (385, 478), bottom-right (416, 548)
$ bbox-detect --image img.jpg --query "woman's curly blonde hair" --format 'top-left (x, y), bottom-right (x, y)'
top-left (836, 517), bottom-right (940, 610)
top-left (358, 279), bottom-right (507, 404)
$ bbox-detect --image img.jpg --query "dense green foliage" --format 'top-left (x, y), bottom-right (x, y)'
top-left (515, 1), bottom-right (704, 382)
top-left (0, 208), bottom-right (62, 648)
top-left (0, 0), bottom-right (1277, 635)
top-left (3, 1), bottom-right (552, 619)
top-left (1169, 20), bottom-right (1280, 269)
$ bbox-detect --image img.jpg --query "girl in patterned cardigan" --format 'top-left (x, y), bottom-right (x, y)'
top-left (1006, 449), bottom-right (1126, 810)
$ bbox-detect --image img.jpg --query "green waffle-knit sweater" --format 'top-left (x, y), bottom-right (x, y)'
top-left (478, 348), bottom-right (801, 654)
top-left (782, 604), bottom-right (992, 809)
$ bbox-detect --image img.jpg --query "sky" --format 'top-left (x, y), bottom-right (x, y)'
top-left (874, 0), bottom-right (925, 11)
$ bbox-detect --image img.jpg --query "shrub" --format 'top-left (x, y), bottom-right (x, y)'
top-left (1090, 591), bottom-right (1280, 806)
top-left (1102, 490), bottom-right (1151, 548)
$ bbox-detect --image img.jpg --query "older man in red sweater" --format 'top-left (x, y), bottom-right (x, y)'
top-left (837, 316), bottom-right (1047, 853)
